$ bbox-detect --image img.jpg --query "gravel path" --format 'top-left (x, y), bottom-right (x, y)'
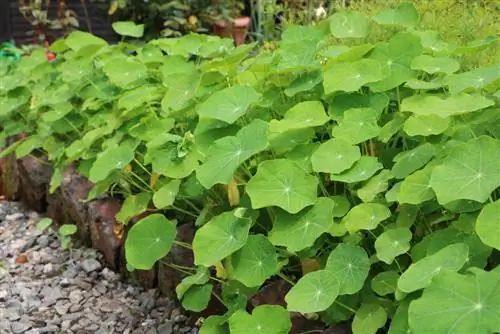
top-left (0, 201), bottom-right (195, 334)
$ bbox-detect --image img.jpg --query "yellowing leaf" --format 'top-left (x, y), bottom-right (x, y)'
top-left (108, 1), bottom-right (118, 15)
top-left (150, 172), bottom-right (160, 188)
top-left (214, 261), bottom-right (228, 279)
top-left (227, 178), bottom-right (240, 207)
top-left (123, 164), bottom-right (132, 173)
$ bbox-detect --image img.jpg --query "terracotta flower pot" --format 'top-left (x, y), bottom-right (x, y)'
top-left (213, 16), bottom-right (251, 46)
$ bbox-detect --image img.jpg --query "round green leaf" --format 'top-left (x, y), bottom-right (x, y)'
top-left (112, 21), bottom-right (144, 38)
top-left (343, 203), bottom-right (391, 234)
top-left (476, 200), bottom-right (500, 250)
top-left (331, 196), bottom-right (351, 217)
top-left (285, 269), bottom-right (340, 313)
top-left (65, 31), bottom-right (107, 52)
top-left (404, 114), bottom-right (450, 137)
top-left (118, 85), bottom-right (162, 112)
top-left (425, 228), bottom-right (492, 269)
top-left (414, 30), bottom-right (453, 54)
top-left (375, 228), bottom-right (412, 264)
top-left (199, 315), bottom-right (229, 334)
top-left (229, 305), bottom-right (291, 334)
top-left (373, 2), bottom-right (419, 28)
top-left (330, 156), bottom-right (383, 183)
top-left (392, 143), bottom-right (436, 179)
top-left (246, 159), bottom-right (318, 214)
top-left (162, 69), bottom-right (201, 114)
top-left (311, 139), bottom-right (361, 174)
top-left (285, 143), bottom-right (320, 173)
top-left (444, 65), bottom-right (500, 95)
top-left (401, 93), bottom-right (494, 117)
top-left (357, 169), bottom-right (392, 203)
top-left (430, 136), bottom-right (500, 204)
top-left (352, 303), bottom-right (387, 334)
top-left (328, 92), bottom-right (389, 122)
top-left (151, 147), bottom-right (199, 179)
top-left (397, 167), bottom-right (435, 205)
top-left (153, 180), bottom-right (181, 209)
top-left (89, 146), bottom-right (135, 182)
top-left (325, 243), bottom-right (370, 295)
top-left (269, 101), bottom-right (329, 132)
top-left (192, 209), bottom-right (252, 266)
top-left (331, 108), bottom-right (381, 144)
top-left (15, 136), bottom-right (42, 158)
top-left (181, 284), bottom-right (213, 312)
top-left (196, 85), bottom-right (261, 124)
top-left (330, 11), bottom-right (370, 38)
top-left (58, 224), bottom-right (77, 237)
top-left (408, 269), bottom-right (500, 334)
top-left (269, 128), bottom-right (315, 154)
top-left (103, 58), bottom-right (148, 88)
top-left (388, 301), bottom-right (411, 334)
top-left (176, 267), bottom-right (209, 299)
top-left (368, 33), bottom-right (423, 92)
top-left (321, 294), bottom-right (359, 323)
top-left (379, 113), bottom-right (409, 143)
top-left (116, 192), bottom-right (151, 225)
top-left (231, 235), bottom-right (278, 287)
top-left (404, 79), bottom-right (443, 90)
top-left (196, 119), bottom-right (268, 188)
top-left (398, 243), bottom-right (469, 293)
top-left (385, 182), bottom-right (402, 204)
top-left (411, 55), bottom-right (460, 74)
top-left (268, 197), bottom-right (335, 252)
top-left (284, 71), bottom-right (323, 97)
top-left (125, 214), bottom-right (177, 270)
top-left (371, 271), bottom-right (400, 296)
top-left (36, 218), bottom-right (53, 231)
top-left (42, 102), bottom-right (73, 122)
top-left (323, 59), bottom-right (384, 95)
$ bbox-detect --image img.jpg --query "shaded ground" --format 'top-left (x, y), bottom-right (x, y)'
top-left (0, 201), bottom-right (195, 334)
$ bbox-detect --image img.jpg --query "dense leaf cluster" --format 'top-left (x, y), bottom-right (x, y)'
top-left (1, 3), bottom-right (499, 333)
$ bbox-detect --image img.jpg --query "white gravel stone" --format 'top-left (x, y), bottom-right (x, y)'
top-left (0, 200), bottom-right (192, 334)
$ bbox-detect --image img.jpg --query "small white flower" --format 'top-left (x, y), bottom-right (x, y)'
top-left (315, 5), bottom-right (327, 20)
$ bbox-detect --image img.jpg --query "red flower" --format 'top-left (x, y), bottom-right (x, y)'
top-left (46, 52), bottom-right (56, 62)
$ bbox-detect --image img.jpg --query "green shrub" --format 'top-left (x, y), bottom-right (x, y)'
top-left (1, 3), bottom-right (499, 333)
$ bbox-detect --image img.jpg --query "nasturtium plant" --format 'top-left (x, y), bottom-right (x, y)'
top-left (268, 197), bottom-right (335, 252)
top-left (1, 1), bottom-right (498, 332)
top-left (246, 159), bottom-right (318, 214)
top-left (325, 243), bottom-right (370, 295)
top-left (229, 305), bottom-right (291, 334)
top-left (125, 214), bottom-right (177, 270)
top-left (311, 138), bottom-right (361, 174)
top-left (430, 136), bottom-right (500, 204)
top-left (285, 269), bottom-right (340, 313)
top-left (398, 243), bottom-right (469, 293)
top-left (352, 303), bottom-right (388, 334)
top-left (192, 209), bottom-right (252, 267)
top-left (475, 200), bottom-right (500, 250)
top-left (230, 235), bottom-right (278, 287)
top-left (408, 269), bottom-right (500, 334)
top-left (116, 192), bottom-right (151, 224)
top-left (373, 2), bottom-right (419, 28)
top-left (343, 203), bottom-right (391, 233)
top-left (375, 228), bottom-right (412, 264)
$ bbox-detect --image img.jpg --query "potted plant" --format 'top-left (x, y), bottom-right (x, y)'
top-left (209, 0), bottom-right (250, 45)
